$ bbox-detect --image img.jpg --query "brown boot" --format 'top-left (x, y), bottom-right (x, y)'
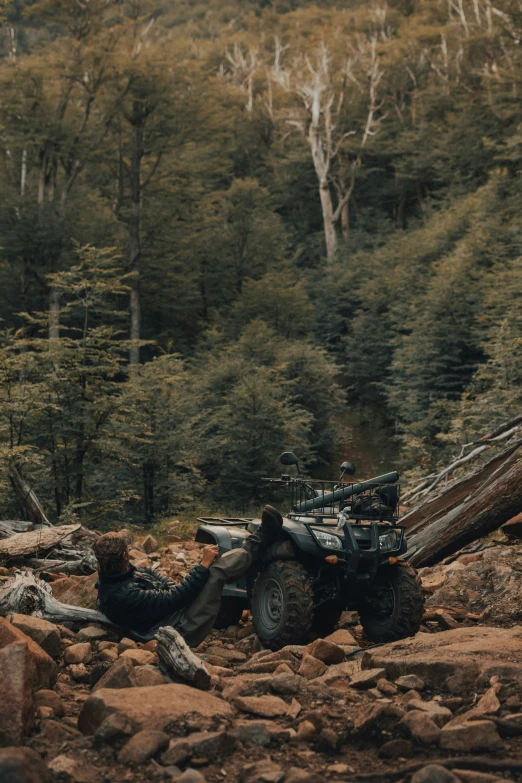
top-left (260, 504), bottom-right (284, 540)
top-left (243, 505), bottom-right (283, 559)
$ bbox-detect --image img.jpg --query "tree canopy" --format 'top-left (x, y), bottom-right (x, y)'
top-left (0, 0), bottom-right (520, 521)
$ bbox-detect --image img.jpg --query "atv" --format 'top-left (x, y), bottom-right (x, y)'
top-left (195, 453), bottom-right (423, 649)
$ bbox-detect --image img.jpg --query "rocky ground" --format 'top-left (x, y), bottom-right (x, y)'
top-left (3, 526), bottom-right (522, 783)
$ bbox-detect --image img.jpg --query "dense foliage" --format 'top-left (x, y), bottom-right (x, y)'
top-left (0, 0), bottom-right (520, 523)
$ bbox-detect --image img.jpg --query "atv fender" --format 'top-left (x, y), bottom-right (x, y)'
top-left (195, 524), bottom-right (249, 599)
top-left (195, 524), bottom-right (249, 553)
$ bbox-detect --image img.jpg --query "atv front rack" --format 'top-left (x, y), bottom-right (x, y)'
top-left (262, 474), bottom-right (400, 523)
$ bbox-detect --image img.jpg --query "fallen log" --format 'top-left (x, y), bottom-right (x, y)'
top-left (0, 520), bottom-right (33, 539)
top-left (402, 413), bottom-right (522, 505)
top-left (403, 441), bottom-right (522, 566)
top-left (156, 626), bottom-right (211, 690)
top-left (0, 570), bottom-right (114, 626)
top-left (23, 554), bottom-right (96, 575)
top-left (0, 524), bottom-right (81, 560)
top-left (8, 464), bottom-right (51, 527)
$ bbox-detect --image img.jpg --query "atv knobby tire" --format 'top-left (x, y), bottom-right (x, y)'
top-left (359, 563), bottom-right (423, 643)
top-left (252, 560), bottom-right (314, 650)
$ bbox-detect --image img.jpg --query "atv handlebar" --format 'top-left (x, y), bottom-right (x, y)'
top-left (293, 471), bottom-right (399, 513)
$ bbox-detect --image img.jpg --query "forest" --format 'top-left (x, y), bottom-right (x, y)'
top-left (0, 0), bottom-right (520, 525)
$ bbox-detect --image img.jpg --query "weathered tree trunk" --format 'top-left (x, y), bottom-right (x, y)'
top-left (8, 465), bottom-right (51, 528)
top-left (403, 443), bottom-right (522, 566)
top-left (156, 626), bottom-right (211, 690)
top-left (0, 571), bottom-right (114, 626)
top-left (0, 521), bottom-right (33, 539)
top-left (0, 524), bottom-right (80, 559)
top-left (319, 181), bottom-right (337, 262)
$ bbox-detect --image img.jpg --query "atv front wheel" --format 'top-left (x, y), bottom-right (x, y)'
top-left (359, 563), bottom-right (423, 643)
top-left (252, 560), bottom-right (314, 650)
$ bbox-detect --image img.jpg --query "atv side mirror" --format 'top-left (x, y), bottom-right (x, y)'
top-left (340, 461), bottom-right (356, 476)
top-left (280, 452), bottom-right (299, 467)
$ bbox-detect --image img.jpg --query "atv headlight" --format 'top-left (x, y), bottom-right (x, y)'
top-left (311, 528), bottom-right (343, 551)
top-left (379, 530), bottom-right (399, 553)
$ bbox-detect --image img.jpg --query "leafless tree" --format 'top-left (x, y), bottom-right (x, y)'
top-left (271, 37), bottom-right (387, 262)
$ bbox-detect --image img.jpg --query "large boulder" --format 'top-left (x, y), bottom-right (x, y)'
top-left (8, 615), bottom-right (61, 659)
top-left (362, 626), bottom-right (522, 692)
top-left (78, 684), bottom-right (233, 735)
top-left (439, 720), bottom-right (503, 752)
top-left (0, 618), bottom-right (57, 690)
top-left (0, 643), bottom-right (34, 746)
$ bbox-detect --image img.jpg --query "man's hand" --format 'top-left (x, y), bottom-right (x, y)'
top-left (200, 544), bottom-right (219, 569)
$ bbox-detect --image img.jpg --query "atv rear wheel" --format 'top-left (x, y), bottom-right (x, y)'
top-left (359, 563), bottom-right (423, 643)
top-left (252, 560), bottom-right (314, 650)
top-left (213, 596), bottom-right (246, 630)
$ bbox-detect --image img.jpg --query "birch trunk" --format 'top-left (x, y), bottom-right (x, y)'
top-left (319, 181), bottom-right (337, 262)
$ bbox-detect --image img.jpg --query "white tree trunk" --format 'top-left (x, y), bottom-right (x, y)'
top-left (319, 182), bottom-right (337, 262)
top-left (0, 571), bottom-right (114, 626)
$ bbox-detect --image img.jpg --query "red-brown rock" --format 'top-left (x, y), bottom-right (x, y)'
top-left (8, 615), bottom-right (61, 659)
top-left (233, 695), bottom-right (288, 718)
top-left (131, 665), bottom-right (166, 687)
top-left (78, 683), bottom-right (233, 734)
top-left (439, 720), bottom-right (502, 752)
top-left (304, 639), bottom-right (345, 665)
top-left (0, 642), bottom-right (34, 746)
top-left (400, 710), bottom-right (441, 745)
top-left (117, 730), bottom-right (169, 764)
top-left (64, 642), bottom-right (92, 665)
top-left (34, 690), bottom-right (65, 718)
top-left (119, 648), bottom-right (156, 666)
top-left (49, 573), bottom-right (98, 608)
top-left (0, 618), bottom-right (57, 690)
top-left (363, 626), bottom-right (522, 692)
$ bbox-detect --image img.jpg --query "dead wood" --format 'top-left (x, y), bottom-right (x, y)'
top-left (348, 756), bottom-right (522, 781)
top-left (156, 626), bottom-right (211, 690)
top-left (0, 524), bottom-right (81, 559)
top-left (8, 464), bottom-right (51, 527)
top-left (0, 520), bottom-right (33, 539)
top-left (402, 442), bottom-right (522, 566)
top-left (0, 570), bottom-right (114, 626)
top-left (23, 554), bottom-right (96, 575)
top-left (402, 414), bottom-right (522, 505)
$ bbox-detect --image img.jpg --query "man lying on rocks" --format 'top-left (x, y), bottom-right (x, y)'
top-left (93, 506), bottom-right (283, 648)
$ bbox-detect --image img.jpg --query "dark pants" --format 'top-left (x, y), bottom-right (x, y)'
top-left (149, 547), bottom-right (253, 648)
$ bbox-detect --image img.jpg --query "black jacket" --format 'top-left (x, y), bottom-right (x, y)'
top-left (97, 564), bottom-right (209, 633)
